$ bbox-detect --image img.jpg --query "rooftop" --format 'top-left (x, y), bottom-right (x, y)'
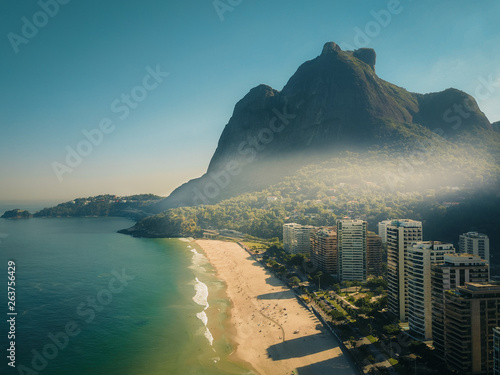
top-left (461, 231), bottom-right (488, 238)
top-left (409, 241), bottom-right (454, 251)
top-left (461, 281), bottom-right (500, 291)
top-left (389, 219), bottom-right (422, 228)
top-left (442, 253), bottom-right (487, 265)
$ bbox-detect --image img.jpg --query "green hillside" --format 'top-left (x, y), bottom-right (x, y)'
top-left (121, 141), bottom-right (500, 257)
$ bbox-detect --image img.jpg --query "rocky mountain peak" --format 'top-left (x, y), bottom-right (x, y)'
top-left (155, 42), bottom-right (492, 211)
top-left (321, 42), bottom-right (342, 54)
top-left (353, 48), bottom-right (376, 71)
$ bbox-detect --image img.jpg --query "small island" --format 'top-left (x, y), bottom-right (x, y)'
top-left (1, 209), bottom-right (33, 219)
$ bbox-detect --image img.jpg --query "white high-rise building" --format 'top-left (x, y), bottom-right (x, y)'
top-left (377, 219), bottom-right (393, 244)
top-left (283, 223), bottom-right (298, 253)
top-left (387, 219), bottom-right (423, 322)
top-left (283, 223), bottom-right (316, 254)
top-left (407, 241), bottom-right (455, 340)
top-left (337, 219), bottom-right (367, 282)
top-left (459, 231), bottom-right (490, 263)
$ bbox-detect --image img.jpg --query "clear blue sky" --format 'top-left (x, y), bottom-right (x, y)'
top-left (1, 0), bottom-right (499, 201)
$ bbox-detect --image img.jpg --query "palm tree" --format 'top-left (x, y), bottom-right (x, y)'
top-left (316, 271), bottom-right (323, 291)
top-left (352, 280), bottom-right (361, 293)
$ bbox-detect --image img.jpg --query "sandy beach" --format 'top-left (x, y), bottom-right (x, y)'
top-left (195, 239), bottom-right (358, 375)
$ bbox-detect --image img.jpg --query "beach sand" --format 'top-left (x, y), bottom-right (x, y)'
top-left (195, 240), bottom-right (357, 375)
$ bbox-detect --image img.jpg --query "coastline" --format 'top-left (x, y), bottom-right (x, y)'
top-left (195, 239), bottom-right (358, 375)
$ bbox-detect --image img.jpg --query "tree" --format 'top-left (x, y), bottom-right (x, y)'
top-left (383, 324), bottom-right (400, 336)
top-left (349, 336), bottom-right (357, 349)
top-left (288, 254), bottom-right (306, 267)
top-left (277, 264), bottom-right (287, 276)
top-left (330, 309), bottom-right (345, 321)
top-left (268, 259), bottom-right (278, 268)
top-left (409, 341), bottom-right (427, 357)
top-left (316, 271), bottom-right (323, 291)
top-left (367, 323), bottom-right (373, 336)
top-left (352, 280), bottom-right (362, 292)
top-left (343, 280), bottom-right (353, 290)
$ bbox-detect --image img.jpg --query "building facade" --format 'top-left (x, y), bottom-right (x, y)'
top-left (283, 223), bottom-right (316, 254)
top-left (444, 282), bottom-right (500, 374)
top-left (367, 232), bottom-right (383, 277)
top-left (310, 227), bottom-right (337, 276)
top-left (337, 219), bottom-right (367, 282)
top-left (407, 241), bottom-right (455, 340)
top-left (459, 232), bottom-right (490, 263)
top-left (494, 327), bottom-right (500, 375)
top-left (432, 254), bottom-right (489, 356)
top-left (387, 219), bottom-right (423, 322)
top-left (377, 219), bottom-right (393, 244)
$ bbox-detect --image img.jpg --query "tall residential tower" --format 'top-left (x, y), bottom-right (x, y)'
top-left (432, 254), bottom-right (489, 356)
top-left (367, 231), bottom-right (383, 277)
top-left (283, 223), bottom-right (316, 254)
top-left (444, 282), bottom-right (500, 374)
top-left (337, 219), bottom-right (367, 282)
top-left (310, 227), bottom-right (337, 276)
top-left (387, 219), bottom-right (423, 322)
top-left (407, 241), bottom-right (455, 340)
top-left (459, 231), bottom-right (490, 263)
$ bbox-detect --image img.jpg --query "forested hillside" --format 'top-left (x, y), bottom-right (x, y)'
top-left (121, 145), bottom-right (500, 255)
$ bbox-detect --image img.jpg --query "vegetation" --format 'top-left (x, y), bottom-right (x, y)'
top-left (37, 130), bottom-right (500, 263)
top-left (388, 358), bottom-right (399, 366)
top-left (124, 147), bottom-right (500, 263)
top-left (383, 324), bottom-right (401, 336)
top-left (1, 209), bottom-right (32, 219)
top-left (241, 241), bottom-right (268, 252)
top-left (34, 194), bottom-right (163, 219)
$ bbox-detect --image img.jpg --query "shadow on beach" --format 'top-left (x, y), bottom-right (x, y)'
top-left (295, 356), bottom-right (357, 375)
top-left (247, 257), bottom-right (288, 287)
top-left (264, 275), bottom-right (286, 287)
top-left (266, 332), bottom-right (336, 361)
top-left (257, 290), bottom-right (293, 300)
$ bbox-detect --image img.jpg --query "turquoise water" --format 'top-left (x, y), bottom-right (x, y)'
top-left (0, 217), bottom-right (254, 375)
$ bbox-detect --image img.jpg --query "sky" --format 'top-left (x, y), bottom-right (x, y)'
top-left (1, 0), bottom-right (499, 202)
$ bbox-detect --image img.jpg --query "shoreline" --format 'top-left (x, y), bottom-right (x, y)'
top-left (195, 239), bottom-right (358, 375)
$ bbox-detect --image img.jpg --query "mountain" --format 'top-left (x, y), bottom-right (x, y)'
top-left (155, 42), bottom-right (492, 212)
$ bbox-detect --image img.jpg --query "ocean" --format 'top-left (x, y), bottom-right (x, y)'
top-left (0, 214), bottom-right (254, 375)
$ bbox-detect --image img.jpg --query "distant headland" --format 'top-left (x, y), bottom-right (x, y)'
top-left (1, 209), bottom-right (32, 219)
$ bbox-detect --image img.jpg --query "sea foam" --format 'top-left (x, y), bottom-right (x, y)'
top-left (193, 277), bottom-right (209, 308)
top-left (190, 248), bottom-right (208, 272)
top-left (196, 311), bottom-right (214, 346)
top-left (193, 277), bottom-right (214, 346)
